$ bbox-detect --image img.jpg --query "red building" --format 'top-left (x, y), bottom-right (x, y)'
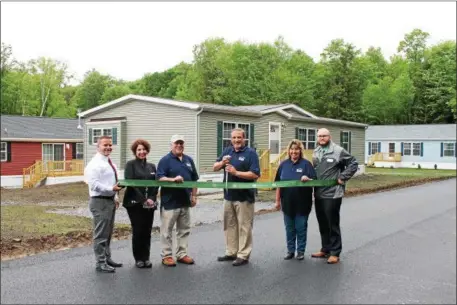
top-left (1, 115), bottom-right (83, 188)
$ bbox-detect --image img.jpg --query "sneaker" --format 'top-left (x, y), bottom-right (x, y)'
top-left (177, 255), bottom-right (195, 265)
top-left (162, 257), bottom-right (177, 267)
top-left (144, 260), bottom-right (152, 268)
top-left (296, 252), bottom-right (305, 260)
top-left (284, 252), bottom-right (295, 260)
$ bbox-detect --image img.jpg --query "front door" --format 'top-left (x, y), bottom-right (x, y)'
top-left (42, 143), bottom-right (65, 171)
top-left (269, 123), bottom-right (281, 162)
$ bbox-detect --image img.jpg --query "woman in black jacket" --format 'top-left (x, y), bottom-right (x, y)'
top-left (123, 139), bottom-right (158, 268)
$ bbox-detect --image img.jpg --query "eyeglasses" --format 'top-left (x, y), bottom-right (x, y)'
top-left (317, 135), bottom-right (330, 138)
top-left (173, 141), bottom-right (184, 146)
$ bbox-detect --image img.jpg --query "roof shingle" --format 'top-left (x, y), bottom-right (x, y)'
top-left (0, 115), bottom-right (83, 140)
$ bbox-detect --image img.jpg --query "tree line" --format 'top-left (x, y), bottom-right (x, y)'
top-left (1, 28), bottom-right (455, 124)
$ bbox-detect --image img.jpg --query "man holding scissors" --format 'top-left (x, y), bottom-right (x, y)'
top-left (213, 128), bottom-right (260, 266)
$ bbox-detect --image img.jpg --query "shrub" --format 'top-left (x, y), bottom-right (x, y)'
top-left (417, 164), bottom-right (421, 169)
top-left (434, 164), bottom-right (438, 170)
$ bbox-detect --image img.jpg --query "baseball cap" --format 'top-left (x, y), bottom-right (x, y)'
top-left (170, 134), bottom-right (185, 143)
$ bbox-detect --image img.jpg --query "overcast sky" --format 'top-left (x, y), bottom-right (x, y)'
top-left (1, 2), bottom-right (456, 84)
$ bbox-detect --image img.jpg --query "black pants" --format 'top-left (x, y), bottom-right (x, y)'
top-left (126, 205), bottom-right (155, 262)
top-left (314, 198), bottom-right (342, 257)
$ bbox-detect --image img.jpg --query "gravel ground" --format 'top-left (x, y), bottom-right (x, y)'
top-left (49, 196), bottom-right (276, 227)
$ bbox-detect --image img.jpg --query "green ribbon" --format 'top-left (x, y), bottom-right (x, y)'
top-left (118, 179), bottom-right (337, 189)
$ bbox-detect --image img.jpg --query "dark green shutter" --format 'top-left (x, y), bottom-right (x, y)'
top-left (340, 131), bottom-right (344, 146)
top-left (440, 142), bottom-right (443, 157)
top-left (112, 128), bottom-right (118, 145)
top-left (401, 142), bottom-right (404, 156)
top-left (72, 143), bottom-right (76, 159)
top-left (348, 131), bottom-right (352, 153)
top-left (88, 128), bottom-right (93, 145)
top-left (295, 127), bottom-right (299, 140)
top-left (368, 142), bottom-right (372, 155)
top-left (420, 142), bottom-right (424, 157)
top-left (217, 121), bottom-right (223, 157)
top-left (378, 142), bottom-right (381, 152)
top-left (6, 142), bottom-right (11, 162)
top-left (250, 123), bottom-right (255, 148)
top-left (455, 142), bottom-right (456, 158)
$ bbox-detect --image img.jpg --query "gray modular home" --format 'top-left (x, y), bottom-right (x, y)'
top-left (79, 94), bottom-right (367, 178)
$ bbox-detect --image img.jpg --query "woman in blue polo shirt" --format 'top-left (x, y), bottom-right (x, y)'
top-left (275, 139), bottom-right (317, 260)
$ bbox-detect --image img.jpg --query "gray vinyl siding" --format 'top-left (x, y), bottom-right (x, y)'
top-left (84, 100), bottom-right (197, 169)
top-left (258, 113), bottom-right (365, 163)
top-left (84, 121), bottom-right (122, 168)
top-left (198, 111), bottom-right (257, 173)
top-left (283, 108), bottom-right (311, 117)
top-left (255, 113), bottom-right (287, 150)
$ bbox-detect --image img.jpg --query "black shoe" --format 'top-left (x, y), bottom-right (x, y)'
top-left (284, 252), bottom-right (295, 260)
top-left (217, 255), bottom-right (237, 262)
top-left (232, 258), bottom-right (248, 266)
top-left (106, 258), bottom-right (123, 268)
top-left (144, 260), bottom-right (152, 268)
top-left (296, 252), bottom-right (305, 260)
top-left (96, 263), bottom-right (115, 273)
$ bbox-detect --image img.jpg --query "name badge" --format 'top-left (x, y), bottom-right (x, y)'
top-left (238, 156), bottom-right (245, 161)
top-left (327, 158), bottom-right (334, 163)
top-left (296, 168), bottom-right (303, 173)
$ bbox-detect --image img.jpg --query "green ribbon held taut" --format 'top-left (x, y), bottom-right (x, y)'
top-left (118, 179), bottom-right (337, 189)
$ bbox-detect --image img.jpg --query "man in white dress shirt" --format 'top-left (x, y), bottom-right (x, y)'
top-left (84, 136), bottom-right (123, 273)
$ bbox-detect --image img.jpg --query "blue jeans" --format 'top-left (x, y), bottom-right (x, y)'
top-left (283, 213), bottom-right (308, 254)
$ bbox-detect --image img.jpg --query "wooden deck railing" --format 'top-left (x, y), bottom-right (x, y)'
top-left (23, 160), bottom-right (84, 188)
top-left (369, 152), bottom-right (402, 162)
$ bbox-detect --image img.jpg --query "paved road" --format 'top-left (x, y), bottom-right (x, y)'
top-left (1, 179), bottom-right (456, 304)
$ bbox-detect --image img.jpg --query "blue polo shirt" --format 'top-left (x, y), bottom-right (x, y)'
top-left (216, 146), bottom-right (260, 203)
top-left (157, 152), bottom-right (199, 210)
top-left (275, 158), bottom-right (317, 217)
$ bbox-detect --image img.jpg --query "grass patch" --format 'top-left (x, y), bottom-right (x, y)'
top-left (0, 205), bottom-right (131, 261)
top-left (1, 205), bottom-right (129, 241)
top-left (366, 167), bottom-right (456, 177)
top-left (256, 169), bottom-right (456, 202)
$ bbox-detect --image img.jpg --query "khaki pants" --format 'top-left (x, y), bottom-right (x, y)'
top-left (160, 207), bottom-right (191, 259)
top-left (223, 200), bottom-right (255, 260)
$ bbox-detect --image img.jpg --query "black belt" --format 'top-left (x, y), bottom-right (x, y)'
top-left (91, 195), bottom-right (115, 200)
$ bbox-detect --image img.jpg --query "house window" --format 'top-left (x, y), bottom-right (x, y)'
top-left (222, 121), bottom-right (251, 149)
top-left (297, 128), bottom-right (317, 150)
top-left (389, 143), bottom-right (395, 153)
top-left (370, 142), bottom-right (379, 155)
top-left (412, 143), bottom-right (421, 156)
top-left (403, 143), bottom-right (411, 156)
top-left (76, 143), bottom-right (84, 159)
top-left (341, 131), bottom-right (350, 152)
top-left (403, 142), bottom-right (421, 156)
top-left (92, 128), bottom-right (112, 145)
top-left (0, 142), bottom-right (6, 162)
top-left (443, 143), bottom-right (455, 157)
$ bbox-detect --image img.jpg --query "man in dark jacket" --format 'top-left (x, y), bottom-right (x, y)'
top-left (311, 128), bottom-right (358, 264)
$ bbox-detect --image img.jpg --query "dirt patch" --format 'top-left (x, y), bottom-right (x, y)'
top-left (0, 227), bottom-right (137, 261)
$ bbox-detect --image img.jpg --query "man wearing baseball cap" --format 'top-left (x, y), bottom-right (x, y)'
top-left (156, 134), bottom-right (199, 267)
